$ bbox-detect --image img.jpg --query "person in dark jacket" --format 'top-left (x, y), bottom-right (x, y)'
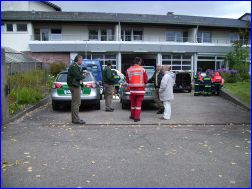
top-left (102, 61), bottom-right (115, 112)
top-left (148, 64), bottom-right (164, 114)
top-left (67, 55), bottom-right (86, 124)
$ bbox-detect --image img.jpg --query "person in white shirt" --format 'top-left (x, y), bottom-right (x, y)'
top-left (159, 65), bottom-right (175, 120)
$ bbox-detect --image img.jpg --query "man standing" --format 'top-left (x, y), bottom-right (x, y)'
top-left (67, 55), bottom-right (86, 124)
top-left (159, 65), bottom-right (175, 120)
top-left (102, 61), bottom-right (115, 112)
top-left (126, 57), bottom-right (148, 122)
top-left (148, 64), bottom-right (164, 114)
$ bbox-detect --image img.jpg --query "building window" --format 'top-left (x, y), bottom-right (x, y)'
top-left (166, 31), bottom-right (183, 42)
top-left (133, 30), bottom-right (143, 40)
top-left (50, 28), bottom-right (62, 41)
top-left (1, 23), bottom-right (5, 32)
top-left (6, 24), bottom-right (13, 32)
top-left (230, 33), bottom-right (239, 43)
top-left (17, 23), bottom-right (27, 32)
top-left (101, 29), bottom-right (113, 41)
top-left (89, 29), bottom-right (99, 40)
top-left (34, 28), bottom-right (40, 40)
top-left (197, 31), bottom-right (212, 43)
top-left (121, 29), bottom-right (132, 41)
top-left (162, 54), bottom-right (192, 72)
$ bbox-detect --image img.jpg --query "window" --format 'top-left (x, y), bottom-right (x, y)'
top-left (1, 23), bottom-right (5, 32)
top-left (162, 54), bottom-right (192, 72)
top-left (133, 30), bottom-right (143, 40)
top-left (197, 31), bottom-right (212, 43)
top-left (230, 33), bottom-right (239, 43)
top-left (101, 29), bottom-right (113, 41)
top-left (51, 29), bottom-right (61, 34)
top-left (166, 31), bottom-right (183, 42)
top-left (34, 28), bottom-right (40, 40)
top-left (89, 29), bottom-right (99, 40)
top-left (6, 24), bottom-right (13, 32)
top-left (17, 24), bottom-right (27, 32)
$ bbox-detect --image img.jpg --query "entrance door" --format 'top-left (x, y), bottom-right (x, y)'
top-left (40, 28), bottom-right (49, 41)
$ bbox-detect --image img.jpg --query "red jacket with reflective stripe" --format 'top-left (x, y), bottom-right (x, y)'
top-left (126, 65), bottom-right (148, 95)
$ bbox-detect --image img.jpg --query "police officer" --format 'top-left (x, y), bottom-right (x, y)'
top-left (126, 57), bottom-right (148, 122)
top-left (102, 61), bottom-right (115, 112)
top-left (148, 64), bottom-right (164, 114)
top-left (67, 55), bottom-right (86, 124)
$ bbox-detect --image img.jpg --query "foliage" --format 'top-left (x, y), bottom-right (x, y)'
top-left (50, 62), bottom-right (67, 77)
top-left (206, 68), bottom-right (240, 83)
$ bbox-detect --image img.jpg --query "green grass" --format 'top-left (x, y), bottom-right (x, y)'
top-left (223, 81), bottom-right (250, 107)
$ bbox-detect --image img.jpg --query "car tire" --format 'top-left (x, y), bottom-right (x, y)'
top-left (122, 100), bottom-right (129, 109)
top-left (52, 101), bottom-right (59, 111)
top-left (94, 101), bottom-right (101, 110)
top-left (188, 89), bottom-right (191, 93)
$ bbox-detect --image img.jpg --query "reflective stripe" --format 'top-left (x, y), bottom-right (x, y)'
top-left (135, 107), bottom-right (141, 110)
top-left (130, 90), bottom-right (145, 94)
top-left (131, 107), bottom-right (136, 110)
top-left (128, 83), bottom-right (145, 87)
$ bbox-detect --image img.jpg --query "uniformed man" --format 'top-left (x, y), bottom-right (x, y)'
top-left (67, 55), bottom-right (86, 124)
top-left (102, 61), bottom-right (115, 112)
top-left (126, 57), bottom-right (148, 122)
top-left (148, 64), bottom-right (164, 114)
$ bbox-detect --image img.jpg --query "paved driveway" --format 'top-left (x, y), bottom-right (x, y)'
top-left (1, 93), bottom-right (250, 188)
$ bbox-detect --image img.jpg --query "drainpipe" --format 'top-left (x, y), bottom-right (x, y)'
top-left (195, 25), bottom-right (199, 43)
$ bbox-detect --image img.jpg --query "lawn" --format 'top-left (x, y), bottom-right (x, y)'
top-left (223, 81), bottom-right (250, 107)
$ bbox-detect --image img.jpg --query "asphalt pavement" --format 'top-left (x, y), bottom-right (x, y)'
top-left (1, 93), bottom-right (250, 188)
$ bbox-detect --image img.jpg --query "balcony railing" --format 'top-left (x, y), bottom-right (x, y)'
top-left (30, 34), bottom-right (249, 45)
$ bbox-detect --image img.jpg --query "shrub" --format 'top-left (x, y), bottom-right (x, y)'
top-left (216, 68), bottom-right (240, 83)
top-left (16, 87), bottom-right (43, 104)
top-left (50, 62), bottom-right (67, 77)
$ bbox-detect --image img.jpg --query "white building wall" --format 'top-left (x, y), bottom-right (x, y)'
top-left (1, 1), bottom-right (56, 11)
top-left (1, 23), bottom-right (32, 51)
top-left (143, 27), bottom-right (166, 41)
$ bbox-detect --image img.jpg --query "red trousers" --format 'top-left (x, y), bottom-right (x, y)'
top-left (130, 93), bottom-right (144, 120)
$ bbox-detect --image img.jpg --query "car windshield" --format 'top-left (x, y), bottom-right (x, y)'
top-left (56, 72), bottom-right (94, 82)
top-left (146, 70), bottom-right (155, 79)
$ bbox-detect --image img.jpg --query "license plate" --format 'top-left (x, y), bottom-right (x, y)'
top-left (145, 92), bottom-right (153, 96)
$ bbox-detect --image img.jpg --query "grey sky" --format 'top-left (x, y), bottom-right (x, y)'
top-left (51, 1), bottom-right (251, 19)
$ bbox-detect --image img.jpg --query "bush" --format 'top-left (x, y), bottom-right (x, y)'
top-left (16, 87), bottom-right (43, 104)
top-left (216, 68), bottom-right (240, 83)
top-left (50, 62), bottom-right (67, 77)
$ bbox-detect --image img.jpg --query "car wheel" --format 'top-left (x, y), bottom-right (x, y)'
top-left (94, 101), bottom-right (101, 110)
top-left (52, 101), bottom-right (59, 111)
top-left (122, 100), bottom-right (129, 109)
top-left (188, 89), bottom-right (191, 93)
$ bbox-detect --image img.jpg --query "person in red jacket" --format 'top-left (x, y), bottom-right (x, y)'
top-left (126, 57), bottom-right (148, 122)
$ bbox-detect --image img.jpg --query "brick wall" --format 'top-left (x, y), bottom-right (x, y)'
top-left (23, 52), bottom-right (70, 65)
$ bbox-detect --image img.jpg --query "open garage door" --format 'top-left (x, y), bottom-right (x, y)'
top-left (121, 53), bottom-right (156, 74)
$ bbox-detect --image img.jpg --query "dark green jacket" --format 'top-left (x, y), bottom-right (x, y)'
top-left (102, 66), bottom-right (115, 85)
top-left (67, 63), bottom-right (85, 88)
top-left (148, 70), bottom-right (164, 88)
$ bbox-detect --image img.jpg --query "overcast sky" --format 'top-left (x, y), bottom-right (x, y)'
top-left (51, 1), bottom-right (251, 19)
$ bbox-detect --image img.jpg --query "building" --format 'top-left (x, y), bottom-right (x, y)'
top-left (1, 1), bottom-right (250, 76)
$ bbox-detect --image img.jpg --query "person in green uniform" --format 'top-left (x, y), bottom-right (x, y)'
top-left (102, 61), bottom-right (115, 112)
top-left (67, 55), bottom-right (86, 124)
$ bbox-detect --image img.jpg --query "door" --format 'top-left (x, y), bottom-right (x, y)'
top-left (40, 28), bottom-right (49, 41)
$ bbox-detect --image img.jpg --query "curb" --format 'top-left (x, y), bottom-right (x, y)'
top-left (6, 95), bottom-right (50, 125)
top-left (220, 89), bottom-right (250, 111)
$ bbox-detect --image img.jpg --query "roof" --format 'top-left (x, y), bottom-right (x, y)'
top-left (3, 47), bottom-right (41, 63)
top-left (238, 13), bottom-right (251, 20)
top-left (42, 2), bottom-right (61, 11)
top-left (1, 11), bottom-right (248, 28)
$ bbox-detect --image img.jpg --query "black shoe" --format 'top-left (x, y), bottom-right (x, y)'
top-left (156, 110), bottom-right (163, 114)
top-left (110, 108), bottom-right (115, 111)
top-left (72, 120), bottom-right (86, 124)
top-left (105, 109), bottom-right (114, 112)
top-left (134, 119), bottom-right (140, 122)
top-left (129, 116), bottom-right (134, 119)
